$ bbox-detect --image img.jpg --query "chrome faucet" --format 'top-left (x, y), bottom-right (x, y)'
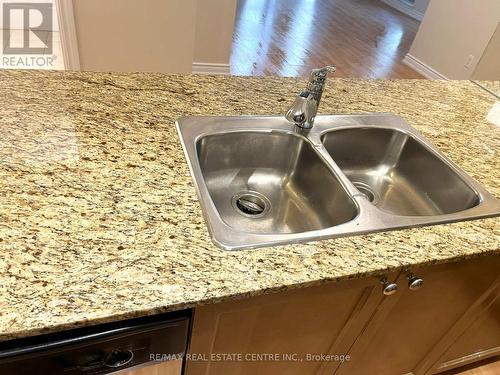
top-left (285, 66), bottom-right (336, 130)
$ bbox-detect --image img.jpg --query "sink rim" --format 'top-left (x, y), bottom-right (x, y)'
top-left (315, 116), bottom-right (500, 220)
top-left (176, 113), bottom-right (500, 251)
top-left (177, 119), bottom-right (364, 250)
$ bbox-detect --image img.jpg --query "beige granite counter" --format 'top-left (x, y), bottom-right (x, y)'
top-left (0, 70), bottom-right (498, 341)
top-left (473, 80), bottom-right (500, 97)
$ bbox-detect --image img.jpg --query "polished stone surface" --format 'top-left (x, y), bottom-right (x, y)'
top-left (474, 80), bottom-right (500, 97)
top-left (0, 70), bottom-right (498, 341)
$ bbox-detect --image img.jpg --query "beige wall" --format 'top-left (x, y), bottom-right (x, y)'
top-left (72, 0), bottom-right (197, 73)
top-left (193, 0), bottom-right (237, 64)
top-left (408, 0), bottom-right (500, 79)
top-left (472, 22), bottom-right (500, 80)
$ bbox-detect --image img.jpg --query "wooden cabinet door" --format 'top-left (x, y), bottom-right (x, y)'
top-left (335, 255), bottom-right (500, 375)
top-left (425, 281), bottom-right (500, 374)
top-left (185, 275), bottom-right (390, 375)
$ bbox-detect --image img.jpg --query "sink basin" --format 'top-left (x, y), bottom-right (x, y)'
top-left (197, 131), bottom-right (357, 234)
top-left (177, 114), bottom-right (500, 250)
top-left (321, 127), bottom-right (480, 216)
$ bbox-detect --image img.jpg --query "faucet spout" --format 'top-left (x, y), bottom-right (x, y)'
top-left (285, 66), bottom-right (335, 130)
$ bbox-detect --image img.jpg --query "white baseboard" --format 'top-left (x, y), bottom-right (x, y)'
top-left (403, 54), bottom-right (448, 80)
top-left (380, 0), bottom-right (425, 21)
top-left (192, 62), bottom-right (230, 75)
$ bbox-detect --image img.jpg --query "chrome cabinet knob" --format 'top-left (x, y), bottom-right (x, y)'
top-left (407, 274), bottom-right (424, 291)
top-left (381, 278), bottom-right (398, 296)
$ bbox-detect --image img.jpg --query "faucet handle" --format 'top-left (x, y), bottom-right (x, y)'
top-left (286, 66), bottom-right (335, 130)
top-left (285, 91), bottom-right (317, 129)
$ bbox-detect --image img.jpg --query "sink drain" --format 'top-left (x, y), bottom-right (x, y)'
top-left (232, 191), bottom-right (271, 218)
top-left (353, 182), bottom-right (379, 205)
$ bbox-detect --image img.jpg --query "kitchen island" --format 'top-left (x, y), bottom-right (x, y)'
top-left (0, 70), bottom-right (498, 346)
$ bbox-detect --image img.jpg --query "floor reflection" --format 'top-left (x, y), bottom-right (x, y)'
top-left (231, 0), bottom-right (422, 78)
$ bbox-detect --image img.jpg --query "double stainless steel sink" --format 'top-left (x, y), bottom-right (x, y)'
top-left (176, 114), bottom-right (500, 250)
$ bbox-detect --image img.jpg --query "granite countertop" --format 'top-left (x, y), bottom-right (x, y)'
top-left (474, 80), bottom-right (500, 98)
top-left (0, 70), bottom-right (498, 341)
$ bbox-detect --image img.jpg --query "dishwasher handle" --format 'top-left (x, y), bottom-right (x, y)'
top-left (104, 348), bottom-right (135, 368)
top-left (63, 348), bottom-right (135, 372)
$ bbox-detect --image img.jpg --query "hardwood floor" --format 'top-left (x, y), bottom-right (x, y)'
top-left (451, 358), bottom-right (500, 375)
top-left (122, 360), bottom-right (182, 375)
top-left (120, 357), bottom-right (500, 375)
top-left (230, 0), bottom-right (423, 78)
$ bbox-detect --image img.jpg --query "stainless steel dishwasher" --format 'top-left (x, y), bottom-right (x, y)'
top-left (0, 310), bottom-right (190, 374)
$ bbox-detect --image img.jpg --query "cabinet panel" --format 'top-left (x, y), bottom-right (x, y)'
top-left (335, 255), bottom-right (500, 375)
top-left (186, 276), bottom-right (387, 375)
top-left (431, 290), bottom-right (500, 373)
